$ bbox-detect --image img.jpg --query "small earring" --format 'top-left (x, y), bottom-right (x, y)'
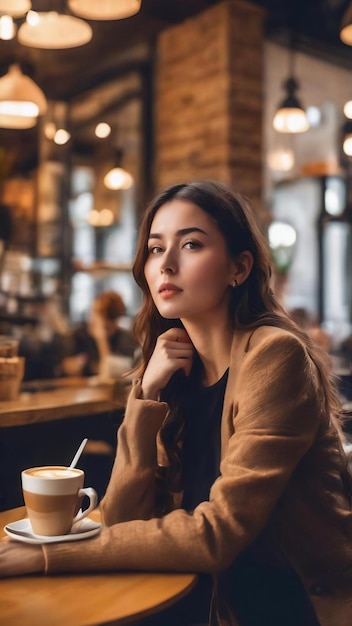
top-left (231, 279), bottom-right (238, 288)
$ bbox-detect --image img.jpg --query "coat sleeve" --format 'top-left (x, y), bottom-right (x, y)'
top-left (101, 378), bottom-right (169, 524)
top-left (42, 334), bottom-right (323, 574)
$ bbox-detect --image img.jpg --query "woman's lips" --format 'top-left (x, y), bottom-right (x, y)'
top-left (158, 283), bottom-right (182, 299)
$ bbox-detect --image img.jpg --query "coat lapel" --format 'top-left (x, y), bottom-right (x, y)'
top-left (221, 328), bottom-right (256, 457)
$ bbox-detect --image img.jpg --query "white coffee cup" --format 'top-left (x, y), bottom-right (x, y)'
top-left (21, 465), bottom-right (98, 536)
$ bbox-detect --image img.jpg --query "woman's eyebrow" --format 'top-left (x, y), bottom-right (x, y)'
top-left (148, 227), bottom-right (208, 239)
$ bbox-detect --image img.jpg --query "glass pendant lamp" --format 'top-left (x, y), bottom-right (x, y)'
top-left (340, 2), bottom-right (352, 45)
top-left (0, 0), bottom-right (31, 16)
top-left (273, 77), bottom-right (309, 133)
top-left (104, 167), bottom-right (133, 190)
top-left (68, 0), bottom-right (142, 20)
top-left (0, 64), bottom-right (47, 129)
top-left (273, 45), bottom-right (309, 134)
top-left (18, 9), bottom-right (92, 49)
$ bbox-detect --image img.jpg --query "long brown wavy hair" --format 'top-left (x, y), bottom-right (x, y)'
top-left (132, 180), bottom-right (351, 512)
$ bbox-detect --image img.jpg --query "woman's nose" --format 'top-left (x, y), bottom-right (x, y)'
top-left (160, 248), bottom-right (177, 274)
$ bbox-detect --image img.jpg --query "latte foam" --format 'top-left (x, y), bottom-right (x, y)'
top-left (22, 465), bottom-right (84, 496)
top-left (30, 468), bottom-right (78, 479)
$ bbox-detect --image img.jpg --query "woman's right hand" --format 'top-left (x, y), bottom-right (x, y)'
top-left (142, 328), bottom-right (193, 400)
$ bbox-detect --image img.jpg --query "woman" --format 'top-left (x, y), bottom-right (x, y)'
top-left (1, 180), bottom-right (352, 626)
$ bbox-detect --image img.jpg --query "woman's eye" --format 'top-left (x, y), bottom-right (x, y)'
top-left (184, 240), bottom-right (202, 250)
top-left (148, 245), bottom-right (163, 254)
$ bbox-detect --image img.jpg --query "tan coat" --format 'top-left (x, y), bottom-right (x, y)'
top-left (43, 326), bottom-right (352, 626)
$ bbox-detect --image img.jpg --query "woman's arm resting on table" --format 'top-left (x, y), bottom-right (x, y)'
top-left (43, 333), bottom-right (323, 575)
top-left (0, 539), bottom-right (45, 577)
top-left (1, 333), bottom-right (324, 578)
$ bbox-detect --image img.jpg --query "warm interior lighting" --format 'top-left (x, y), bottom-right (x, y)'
top-left (344, 100), bottom-right (352, 119)
top-left (95, 122), bottom-right (111, 138)
top-left (0, 64), bottom-right (47, 129)
top-left (18, 11), bottom-right (92, 49)
top-left (87, 208), bottom-right (114, 227)
top-left (0, 15), bottom-right (16, 40)
top-left (273, 107), bottom-right (309, 133)
top-left (44, 121), bottom-right (56, 140)
top-left (343, 135), bottom-right (352, 157)
top-left (0, 0), bottom-right (31, 17)
top-left (104, 167), bottom-right (133, 190)
top-left (0, 101), bottom-right (38, 116)
top-left (53, 128), bottom-right (71, 145)
top-left (267, 148), bottom-right (295, 172)
top-left (340, 2), bottom-right (352, 45)
top-left (273, 77), bottom-right (309, 133)
top-left (68, 0), bottom-right (142, 20)
top-left (342, 119), bottom-right (352, 157)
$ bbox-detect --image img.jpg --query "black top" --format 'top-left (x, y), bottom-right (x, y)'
top-left (181, 368), bottom-right (229, 511)
top-left (177, 368), bottom-right (319, 626)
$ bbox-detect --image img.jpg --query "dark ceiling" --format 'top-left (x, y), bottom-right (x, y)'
top-left (0, 0), bottom-right (352, 176)
top-left (255, 0), bottom-right (352, 67)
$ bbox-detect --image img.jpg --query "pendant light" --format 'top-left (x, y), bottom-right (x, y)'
top-left (68, 0), bottom-right (142, 21)
top-left (104, 167), bottom-right (133, 190)
top-left (104, 149), bottom-right (133, 190)
top-left (273, 45), bottom-right (309, 134)
top-left (0, 0), bottom-right (30, 40)
top-left (0, 64), bottom-right (47, 129)
top-left (18, 9), bottom-right (92, 49)
top-left (0, 0), bottom-right (31, 16)
top-left (340, 2), bottom-right (352, 45)
top-left (342, 120), bottom-right (352, 157)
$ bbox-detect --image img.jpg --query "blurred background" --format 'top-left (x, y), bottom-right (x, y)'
top-left (0, 0), bottom-right (351, 356)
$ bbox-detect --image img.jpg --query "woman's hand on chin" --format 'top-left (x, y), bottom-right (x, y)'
top-left (0, 538), bottom-right (45, 577)
top-left (142, 328), bottom-right (194, 400)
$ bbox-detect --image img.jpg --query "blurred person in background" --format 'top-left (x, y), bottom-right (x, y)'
top-left (61, 290), bottom-right (138, 380)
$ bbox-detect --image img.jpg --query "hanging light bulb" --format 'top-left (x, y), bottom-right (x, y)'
top-left (342, 120), bottom-right (352, 157)
top-left (95, 122), bottom-right (111, 138)
top-left (273, 77), bottom-right (309, 133)
top-left (104, 167), bottom-right (133, 190)
top-left (68, 0), bottom-right (142, 20)
top-left (340, 2), bottom-right (352, 45)
top-left (0, 15), bottom-right (16, 40)
top-left (0, 64), bottom-right (47, 129)
top-left (104, 148), bottom-right (134, 190)
top-left (344, 100), bottom-right (352, 119)
top-left (18, 10), bottom-right (92, 49)
top-left (273, 42), bottom-right (309, 134)
top-left (54, 128), bottom-right (71, 145)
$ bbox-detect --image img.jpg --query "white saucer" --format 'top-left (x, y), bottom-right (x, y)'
top-left (4, 516), bottom-right (102, 544)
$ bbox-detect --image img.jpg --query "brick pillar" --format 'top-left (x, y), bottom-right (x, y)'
top-left (154, 0), bottom-right (265, 215)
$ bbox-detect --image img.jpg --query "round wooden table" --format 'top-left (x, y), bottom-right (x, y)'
top-left (0, 507), bottom-right (197, 626)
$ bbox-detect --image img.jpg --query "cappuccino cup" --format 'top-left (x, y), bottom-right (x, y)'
top-left (21, 466), bottom-right (98, 536)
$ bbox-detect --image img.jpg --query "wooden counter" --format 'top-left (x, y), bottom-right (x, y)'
top-left (0, 377), bottom-right (129, 427)
top-left (0, 378), bottom-right (130, 511)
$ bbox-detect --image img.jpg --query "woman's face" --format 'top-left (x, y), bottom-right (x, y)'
top-left (144, 199), bottom-right (237, 325)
